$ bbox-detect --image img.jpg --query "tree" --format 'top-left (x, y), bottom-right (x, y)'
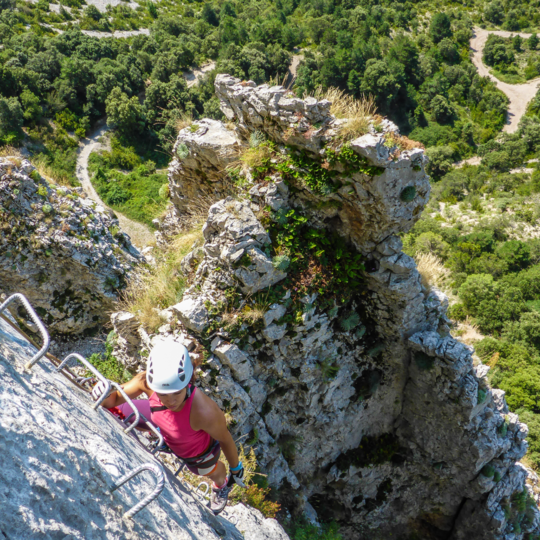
top-left (496, 240), bottom-right (531, 272)
top-left (483, 35), bottom-right (515, 67)
top-left (429, 13), bottom-right (452, 44)
top-left (202, 3), bottom-right (219, 27)
top-left (360, 59), bottom-right (400, 107)
top-left (430, 95), bottom-right (455, 123)
top-left (484, 0), bottom-right (505, 24)
top-left (147, 0), bottom-right (157, 18)
top-left (438, 38), bottom-right (458, 63)
top-left (0, 96), bottom-right (23, 141)
top-left (529, 34), bottom-right (539, 51)
top-left (20, 89), bottom-right (41, 122)
top-left (425, 145), bottom-right (455, 178)
top-left (105, 87), bottom-right (144, 134)
top-left (512, 35), bottom-right (522, 52)
top-left (84, 4), bottom-right (102, 21)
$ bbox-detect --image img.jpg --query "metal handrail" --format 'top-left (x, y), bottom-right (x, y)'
top-left (56, 353), bottom-right (112, 410)
top-left (111, 382), bottom-right (164, 449)
top-left (0, 293), bottom-right (50, 370)
top-left (110, 462), bottom-right (165, 519)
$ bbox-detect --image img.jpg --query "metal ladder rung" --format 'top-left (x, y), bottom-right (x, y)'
top-left (0, 293), bottom-right (50, 370)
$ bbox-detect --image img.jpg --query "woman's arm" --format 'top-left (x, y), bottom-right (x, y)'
top-left (192, 391), bottom-right (240, 469)
top-left (97, 371), bottom-right (150, 408)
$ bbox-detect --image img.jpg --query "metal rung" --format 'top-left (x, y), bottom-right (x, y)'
top-left (118, 391), bottom-right (164, 449)
top-left (110, 462), bottom-right (165, 519)
top-left (56, 353), bottom-right (112, 410)
top-left (195, 481), bottom-right (210, 500)
top-left (0, 293), bottom-right (50, 370)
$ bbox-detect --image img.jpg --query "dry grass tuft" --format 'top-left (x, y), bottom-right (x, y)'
top-left (310, 86), bottom-right (378, 140)
top-left (384, 132), bottom-right (424, 152)
top-left (175, 113), bottom-right (194, 133)
top-left (415, 252), bottom-right (450, 291)
top-left (118, 227), bottom-right (204, 332)
top-left (31, 154), bottom-right (71, 186)
top-left (227, 143), bottom-right (274, 174)
top-left (0, 146), bottom-right (23, 159)
top-left (173, 194), bottom-right (223, 232)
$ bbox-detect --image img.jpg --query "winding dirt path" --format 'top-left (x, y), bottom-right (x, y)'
top-left (471, 27), bottom-right (540, 132)
top-left (76, 124), bottom-right (155, 248)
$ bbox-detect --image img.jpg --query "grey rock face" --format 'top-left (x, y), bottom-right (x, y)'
top-left (118, 77), bottom-right (540, 540)
top-left (0, 158), bottom-right (138, 334)
top-left (167, 118), bottom-right (241, 224)
top-left (0, 316), bottom-right (289, 540)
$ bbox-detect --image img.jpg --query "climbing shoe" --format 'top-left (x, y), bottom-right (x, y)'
top-left (210, 484), bottom-right (232, 515)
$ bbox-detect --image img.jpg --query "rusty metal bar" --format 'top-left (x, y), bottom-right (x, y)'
top-left (0, 293), bottom-right (50, 370)
top-left (56, 353), bottom-right (112, 410)
top-left (110, 462), bottom-right (165, 519)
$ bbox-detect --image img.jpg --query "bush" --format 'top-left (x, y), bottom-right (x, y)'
top-left (286, 518), bottom-right (343, 540)
top-left (448, 303), bottom-right (467, 321)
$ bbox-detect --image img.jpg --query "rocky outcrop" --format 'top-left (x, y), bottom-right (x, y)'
top-left (162, 118), bottom-right (241, 239)
top-left (114, 77), bottom-right (540, 540)
top-left (0, 314), bottom-right (289, 540)
top-left (0, 158), bottom-right (138, 334)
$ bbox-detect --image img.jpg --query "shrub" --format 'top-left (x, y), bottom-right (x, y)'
top-left (119, 227), bottom-right (204, 332)
top-left (176, 143), bottom-right (189, 160)
top-left (448, 303), bottom-right (467, 321)
top-left (87, 339), bottom-right (129, 383)
top-left (339, 312), bottom-right (361, 332)
top-left (286, 519), bottom-right (343, 540)
top-left (272, 254), bottom-right (291, 271)
top-left (481, 464), bottom-right (495, 477)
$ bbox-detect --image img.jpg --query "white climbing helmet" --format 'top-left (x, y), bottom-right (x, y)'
top-left (146, 337), bottom-right (193, 394)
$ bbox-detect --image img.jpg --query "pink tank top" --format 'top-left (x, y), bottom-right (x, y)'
top-left (149, 387), bottom-right (211, 458)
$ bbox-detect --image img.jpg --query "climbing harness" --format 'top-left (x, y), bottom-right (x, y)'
top-left (110, 462), bottom-right (165, 519)
top-left (0, 293), bottom-right (50, 369)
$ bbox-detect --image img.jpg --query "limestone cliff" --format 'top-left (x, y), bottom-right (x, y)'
top-left (0, 314), bottom-right (289, 540)
top-left (0, 158), bottom-right (138, 335)
top-left (117, 75), bottom-right (540, 540)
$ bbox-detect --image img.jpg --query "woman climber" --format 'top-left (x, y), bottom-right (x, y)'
top-left (92, 336), bottom-right (245, 514)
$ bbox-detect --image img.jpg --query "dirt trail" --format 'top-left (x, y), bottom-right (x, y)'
top-left (471, 27), bottom-right (540, 133)
top-left (76, 124), bottom-right (155, 248)
top-left (183, 61), bottom-right (216, 88)
top-left (283, 50), bottom-right (303, 89)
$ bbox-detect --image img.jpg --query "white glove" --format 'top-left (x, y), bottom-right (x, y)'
top-left (229, 463), bottom-right (246, 488)
top-left (91, 380), bottom-right (111, 402)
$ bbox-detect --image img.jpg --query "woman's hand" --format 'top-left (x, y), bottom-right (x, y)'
top-left (91, 380), bottom-right (112, 402)
top-left (229, 462), bottom-right (246, 487)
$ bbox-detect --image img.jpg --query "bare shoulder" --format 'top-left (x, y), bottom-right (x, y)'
top-left (190, 387), bottom-right (224, 430)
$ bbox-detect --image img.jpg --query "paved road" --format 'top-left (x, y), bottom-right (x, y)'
top-left (76, 125), bottom-right (155, 248)
top-left (470, 27), bottom-right (540, 133)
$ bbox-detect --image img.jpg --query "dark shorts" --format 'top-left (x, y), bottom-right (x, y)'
top-left (184, 441), bottom-right (222, 476)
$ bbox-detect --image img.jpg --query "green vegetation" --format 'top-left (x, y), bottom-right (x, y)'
top-left (405, 141), bottom-right (540, 468)
top-left (484, 33), bottom-right (540, 83)
top-left (335, 433), bottom-right (400, 471)
top-left (285, 519), bottom-right (343, 540)
top-left (88, 136), bottom-right (168, 226)
top-left (87, 331), bottom-right (130, 383)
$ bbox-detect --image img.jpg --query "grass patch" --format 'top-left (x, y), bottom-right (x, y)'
top-left (285, 518), bottom-right (343, 540)
top-left (490, 69), bottom-right (526, 85)
top-left (87, 333), bottom-right (130, 383)
top-left (414, 252), bottom-right (450, 291)
top-left (118, 227), bottom-right (204, 332)
top-left (310, 86), bottom-right (378, 141)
